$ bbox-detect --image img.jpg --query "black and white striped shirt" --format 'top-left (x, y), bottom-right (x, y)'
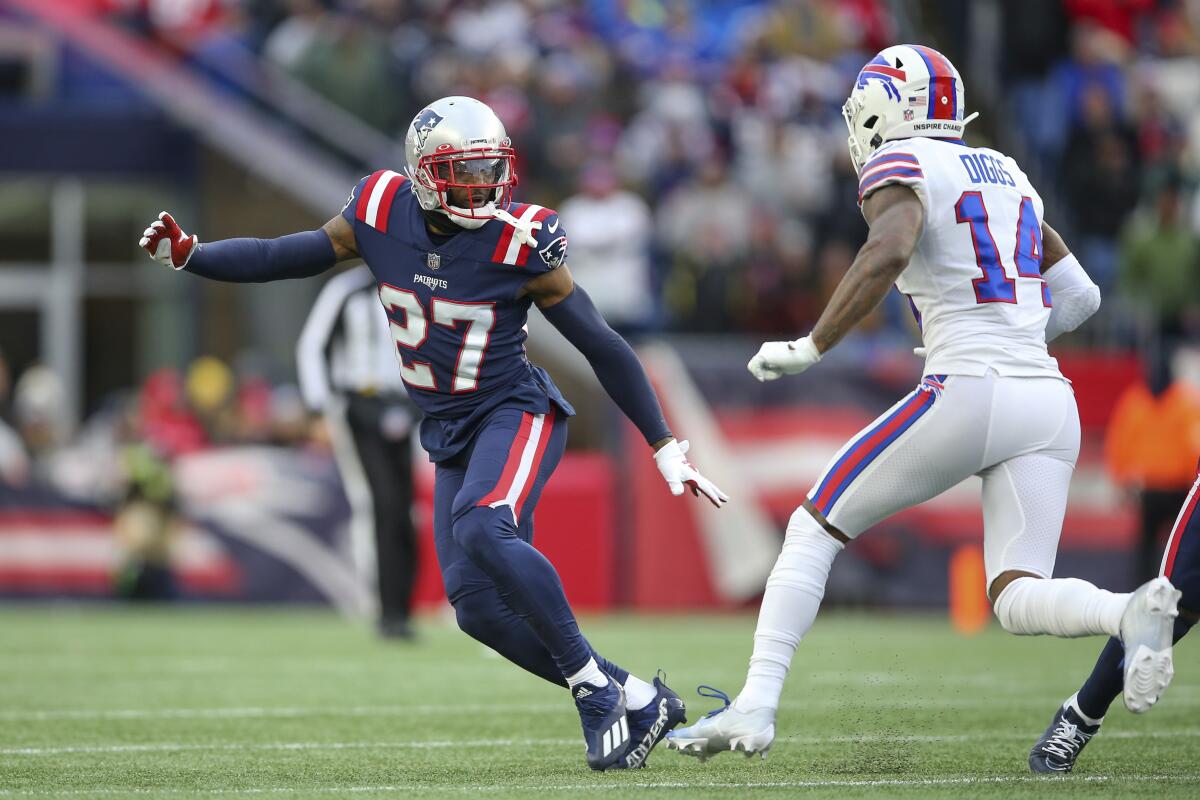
top-left (296, 265), bottom-right (406, 411)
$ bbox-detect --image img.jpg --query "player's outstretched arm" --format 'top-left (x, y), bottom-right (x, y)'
top-left (748, 183), bottom-right (922, 381)
top-left (525, 265), bottom-right (728, 507)
top-left (139, 211), bottom-right (359, 282)
top-left (1039, 222), bottom-right (1101, 341)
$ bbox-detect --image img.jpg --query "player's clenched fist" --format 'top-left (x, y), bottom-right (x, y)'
top-left (747, 335), bottom-right (822, 382)
top-left (140, 211), bottom-right (197, 270)
top-left (653, 439), bottom-right (729, 508)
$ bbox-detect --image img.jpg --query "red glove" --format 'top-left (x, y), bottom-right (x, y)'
top-left (140, 211), bottom-right (198, 269)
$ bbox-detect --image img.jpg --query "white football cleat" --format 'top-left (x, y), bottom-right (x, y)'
top-left (1119, 576), bottom-right (1181, 713)
top-left (665, 688), bottom-right (775, 761)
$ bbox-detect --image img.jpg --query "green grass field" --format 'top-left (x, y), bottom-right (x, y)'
top-left (0, 607), bottom-right (1196, 799)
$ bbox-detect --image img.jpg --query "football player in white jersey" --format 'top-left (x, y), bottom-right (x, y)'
top-left (667, 44), bottom-right (1182, 760)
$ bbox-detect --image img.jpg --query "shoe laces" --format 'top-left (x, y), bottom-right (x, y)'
top-left (696, 685), bottom-right (731, 719)
top-left (1041, 716), bottom-right (1093, 760)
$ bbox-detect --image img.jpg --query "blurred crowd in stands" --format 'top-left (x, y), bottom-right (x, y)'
top-left (74, 0), bottom-right (1199, 346)
top-left (0, 344), bottom-right (316, 501)
top-left (1000, 0), bottom-right (1200, 348)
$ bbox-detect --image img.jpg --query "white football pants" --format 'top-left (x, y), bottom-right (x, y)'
top-left (810, 370), bottom-right (1079, 586)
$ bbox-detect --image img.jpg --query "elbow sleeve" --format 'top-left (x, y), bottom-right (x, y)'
top-left (1043, 254), bottom-right (1101, 342)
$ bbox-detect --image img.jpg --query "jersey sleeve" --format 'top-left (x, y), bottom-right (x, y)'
top-left (340, 169), bottom-right (409, 234)
top-left (490, 204), bottom-right (566, 275)
top-left (857, 146), bottom-right (929, 213)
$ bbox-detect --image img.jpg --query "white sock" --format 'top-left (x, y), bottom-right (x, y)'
top-left (735, 507), bottom-right (843, 713)
top-left (993, 576), bottom-right (1128, 638)
top-left (1066, 692), bottom-right (1104, 726)
top-left (565, 657), bottom-right (608, 689)
top-left (623, 674), bottom-right (657, 710)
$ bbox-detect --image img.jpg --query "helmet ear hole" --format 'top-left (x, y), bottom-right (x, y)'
top-left (864, 115), bottom-right (879, 130)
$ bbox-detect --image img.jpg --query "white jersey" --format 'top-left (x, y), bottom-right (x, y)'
top-left (858, 137), bottom-right (1061, 379)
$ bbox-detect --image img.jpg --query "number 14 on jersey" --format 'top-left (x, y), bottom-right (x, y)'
top-left (955, 191), bottom-right (1052, 307)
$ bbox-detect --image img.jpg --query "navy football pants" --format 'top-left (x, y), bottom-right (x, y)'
top-left (1076, 473), bottom-right (1199, 719)
top-left (433, 406), bottom-right (629, 687)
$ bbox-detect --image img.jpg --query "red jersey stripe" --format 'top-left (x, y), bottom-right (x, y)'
top-left (374, 174), bottom-right (408, 234)
top-left (492, 203), bottom-right (529, 263)
top-left (513, 408), bottom-right (556, 518)
top-left (477, 412), bottom-right (536, 507)
top-left (1163, 477), bottom-right (1200, 578)
top-left (514, 207), bottom-right (556, 267)
top-left (355, 170), bottom-right (387, 223)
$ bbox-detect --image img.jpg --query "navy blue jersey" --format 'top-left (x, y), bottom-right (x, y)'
top-left (341, 170), bottom-right (575, 461)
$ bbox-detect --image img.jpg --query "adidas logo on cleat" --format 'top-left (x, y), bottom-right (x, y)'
top-left (573, 686), bottom-right (593, 700)
top-left (601, 716), bottom-right (629, 758)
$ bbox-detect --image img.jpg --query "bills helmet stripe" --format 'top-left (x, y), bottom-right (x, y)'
top-left (812, 388), bottom-right (936, 516)
top-left (910, 44), bottom-right (957, 121)
top-left (1162, 474), bottom-right (1200, 578)
top-left (514, 207), bottom-right (556, 266)
top-left (861, 63), bottom-right (907, 81)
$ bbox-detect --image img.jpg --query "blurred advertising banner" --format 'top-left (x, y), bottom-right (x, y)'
top-left (0, 447), bottom-right (354, 607)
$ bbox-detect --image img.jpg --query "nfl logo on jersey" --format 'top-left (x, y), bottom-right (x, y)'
top-left (426, 253), bottom-right (441, 270)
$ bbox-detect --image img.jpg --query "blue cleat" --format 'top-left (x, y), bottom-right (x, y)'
top-left (1029, 701), bottom-right (1100, 773)
top-left (574, 678), bottom-right (630, 770)
top-left (617, 673), bottom-right (688, 769)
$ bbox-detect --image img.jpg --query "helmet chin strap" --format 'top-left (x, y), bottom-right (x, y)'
top-left (491, 205), bottom-right (541, 246)
top-left (431, 200), bottom-right (541, 245)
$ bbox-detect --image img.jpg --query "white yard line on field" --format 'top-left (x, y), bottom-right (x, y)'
top-left (5, 729), bottom-right (1200, 757)
top-left (2, 775), bottom-right (1200, 796)
top-left (7, 693), bottom-right (1198, 723)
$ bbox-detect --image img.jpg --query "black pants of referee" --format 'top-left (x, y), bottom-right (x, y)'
top-left (340, 393), bottom-right (417, 635)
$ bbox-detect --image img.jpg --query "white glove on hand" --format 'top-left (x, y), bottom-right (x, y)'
top-left (747, 336), bottom-right (821, 382)
top-left (653, 439), bottom-right (729, 508)
top-left (139, 211), bottom-right (198, 270)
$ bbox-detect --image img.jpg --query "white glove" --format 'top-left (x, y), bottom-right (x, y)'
top-left (913, 346), bottom-right (927, 358)
top-left (653, 439), bottom-right (729, 508)
top-left (747, 335), bottom-right (821, 382)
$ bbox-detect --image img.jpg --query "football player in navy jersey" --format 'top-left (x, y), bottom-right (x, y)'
top-left (139, 96), bottom-right (726, 771)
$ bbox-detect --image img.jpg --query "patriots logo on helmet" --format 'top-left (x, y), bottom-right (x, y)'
top-left (412, 108), bottom-right (445, 156)
top-left (856, 55), bottom-right (905, 102)
top-left (539, 234), bottom-right (567, 270)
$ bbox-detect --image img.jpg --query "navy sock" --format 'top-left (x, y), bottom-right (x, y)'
top-left (1077, 615), bottom-right (1195, 720)
top-left (453, 588), bottom-right (628, 687)
top-left (451, 505), bottom-right (597, 679)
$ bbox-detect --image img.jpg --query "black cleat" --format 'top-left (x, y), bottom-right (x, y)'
top-left (616, 673), bottom-right (687, 769)
top-left (1029, 702), bottom-right (1100, 773)
top-left (574, 678), bottom-right (630, 770)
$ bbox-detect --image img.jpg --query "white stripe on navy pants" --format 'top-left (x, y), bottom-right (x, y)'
top-left (807, 370), bottom-right (1079, 586)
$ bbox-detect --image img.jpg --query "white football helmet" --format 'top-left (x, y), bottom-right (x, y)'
top-left (842, 44), bottom-right (979, 173)
top-left (404, 96), bottom-right (517, 230)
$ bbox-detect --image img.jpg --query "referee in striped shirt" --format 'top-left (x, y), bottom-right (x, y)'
top-left (298, 265), bottom-right (418, 639)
